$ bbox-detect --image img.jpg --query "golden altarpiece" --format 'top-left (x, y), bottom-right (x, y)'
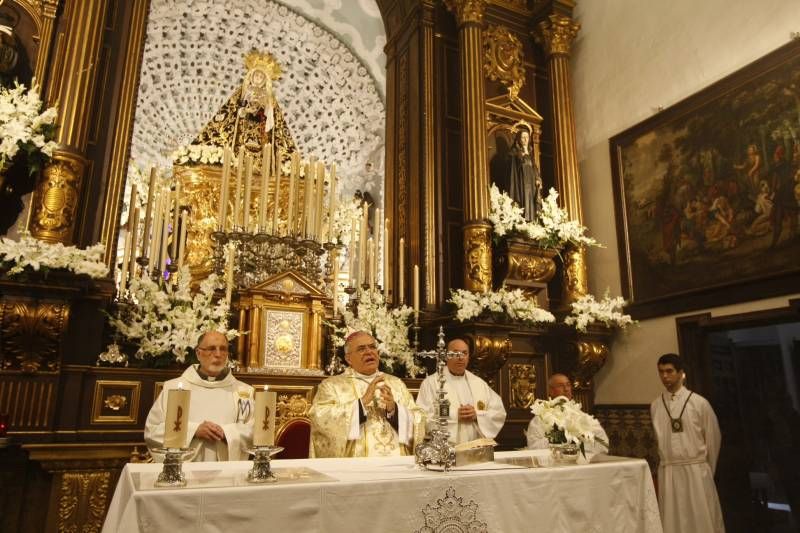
top-left (0, 2), bottom-right (635, 532)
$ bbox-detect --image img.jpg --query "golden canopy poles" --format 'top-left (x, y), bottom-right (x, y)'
top-left (444, 0), bottom-right (493, 293)
top-left (534, 13), bottom-right (588, 303)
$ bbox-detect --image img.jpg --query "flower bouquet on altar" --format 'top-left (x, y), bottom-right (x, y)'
top-left (0, 233), bottom-right (108, 279)
top-left (448, 286), bottom-right (555, 325)
top-left (564, 291), bottom-right (636, 332)
top-left (530, 396), bottom-right (608, 459)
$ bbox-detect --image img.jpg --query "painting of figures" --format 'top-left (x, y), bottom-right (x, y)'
top-left (610, 41), bottom-right (800, 317)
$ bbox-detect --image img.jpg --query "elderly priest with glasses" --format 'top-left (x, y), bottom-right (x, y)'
top-left (309, 330), bottom-right (426, 457)
top-left (144, 330), bottom-right (254, 462)
top-left (415, 338), bottom-right (507, 445)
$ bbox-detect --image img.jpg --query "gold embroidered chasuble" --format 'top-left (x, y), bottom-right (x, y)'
top-left (308, 368), bottom-right (426, 458)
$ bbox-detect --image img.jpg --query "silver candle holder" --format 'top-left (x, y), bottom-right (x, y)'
top-left (246, 445), bottom-right (284, 483)
top-left (153, 447), bottom-right (194, 487)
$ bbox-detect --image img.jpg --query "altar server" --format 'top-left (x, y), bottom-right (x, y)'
top-left (525, 373), bottom-right (609, 454)
top-left (144, 330), bottom-right (254, 462)
top-left (651, 353), bottom-right (724, 533)
top-left (309, 331), bottom-right (426, 457)
top-left (416, 338), bottom-right (506, 444)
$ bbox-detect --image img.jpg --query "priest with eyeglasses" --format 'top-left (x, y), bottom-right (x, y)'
top-left (144, 330), bottom-right (254, 462)
top-left (308, 330), bottom-right (426, 457)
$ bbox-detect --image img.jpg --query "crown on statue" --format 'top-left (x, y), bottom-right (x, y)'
top-left (510, 119), bottom-right (533, 135)
top-left (244, 50), bottom-right (282, 80)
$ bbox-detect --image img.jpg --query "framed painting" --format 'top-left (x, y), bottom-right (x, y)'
top-left (610, 40), bottom-right (800, 318)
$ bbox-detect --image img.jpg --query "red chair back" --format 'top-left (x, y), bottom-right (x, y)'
top-left (275, 417), bottom-right (311, 459)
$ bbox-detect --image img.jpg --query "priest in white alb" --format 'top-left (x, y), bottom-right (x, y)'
top-left (415, 338), bottom-right (506, 444)
top-left (308, 331), bottom-right (426, 457)
top-left (651, 353), bottom-right (724, 533)
top-left (144, 331), bottom-right (254, 462)
top-left (526, 373), bottom-right (608, 455)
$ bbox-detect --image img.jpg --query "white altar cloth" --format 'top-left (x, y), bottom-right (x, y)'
top-left (102, 450), bottom-right (661, 533)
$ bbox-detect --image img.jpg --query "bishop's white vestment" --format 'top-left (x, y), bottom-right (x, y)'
top-left (416, 368), bottom-right (506, 444)
top-left (650, 386), bottom-right (724, 533)
top-left (144, 365), bottom-right (254, 462)
top-left (308, 368), bottom-right (426, 458)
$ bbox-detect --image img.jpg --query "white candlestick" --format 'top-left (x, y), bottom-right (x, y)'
top-left (119, 226), bottom-right (131, 294)
top-left (383, 218), bottom-right (389, 299)
top-left (159, 195), bottom-right (171, 270)
top-left (225, 247), bottom-right (235, 305)
top-left (170, 181), bottom-right (181, 260)
top-left (286, 154), bottom-right (297, 236)
top-left (219, 148), bottom-right (231, 230)
top-left (148, 191), bottom-right (163, 263)
top-left (141, 168), bottom-right (157, 262)
top-left (326, 164), bottom-right (337, 243)
top-left (314, 162), bottom-right (325, 239)
top-left (164, 385), bottom-right (191, 449)
top-left (413, 264), bottom-right (420, 320)
top-left (260, 143), bottom-right (271, 230)
top-left (243, 154), bottom-right (254, 231)
top-left (359, 204), bottom-right (368, 286)
top-left (271, 149), bottom-right (281, 235)
top-left (233, 148), bottom-right (243, 229)
top-left (367, 237), bottom-right (375, 291)
top-left (398, 237), bottom-right (405, 304)
top-left (129, 206), bottom-right (140, 275)
top-left (253, 389), bottom-right (277, 446)
top-left (177, 210), bottom-right (188, 271)
top-left (127, 183), bottom-right (138, 227)
top-left (332, 249), bottom-right (339, 316)
top-left (349, 217), bottom-right (358, 287)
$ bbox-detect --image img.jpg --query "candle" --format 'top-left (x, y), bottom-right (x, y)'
top-left (233, 148), bottom-right (244, 229)
top-left (303, 161), bottom-right (313, 238)
top-left (129, 206), bottom-right (140, 275)
top-left (293, 155), bottom-right (303, 234)
top-left (349, 217), bottom-right (358, 286)
top-left (128, 183), bottom-right (138, 227)
top-left (253, 388), bottom-right (277, 446)
top-left (119, 226), bottom-right (131, 294)
top-left (314, 162), bottom-right (325, 239)
top-left (141, 167), bottom-right (157, 262)
top-left (159, 194), bottom-right (171, 270)
top-left (398, 237), bottom-right (405, 304)
top-left (177, 210), bottom-right (188, 271)
top-left (259, 143), bottom-right (271, 230)
top-left (243, 154), bottom-right (254, 231)
top-left (359, 204), bottom-right (368, 286)
top-left (332, 248), bottom-right (339, 316)
top-left (148, 191), bottom-right (163, 262)
top-left (225, 247), bottom-right (235, 304)
top-left (219, 148), bottom-right (231, 230)
top-left (171, 181), bottom-right (181, 260)
top-left (271, 149), bottom-right (281, 235)
top-left (164, 384), bottom-right (191, 449)
top-left (413, 264), bottom-right (420, 319)
top-left (383, 218), bottom-right (389, 298)
top-left (286, 154), bottom-right (297, 235)
top-left (326, 164), bottom-right (337, 243)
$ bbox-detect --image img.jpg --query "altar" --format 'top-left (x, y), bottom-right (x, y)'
top-left (102, 450), bottom-right (661, 533)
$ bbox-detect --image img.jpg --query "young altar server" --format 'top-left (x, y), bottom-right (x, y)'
top-left (415, 338), bottom-right (506, 444)
top-left (308, 330), bottom-right (426, 457)
top-left (651, 353), bottom-right (724, 533)
top-left (144, 330), bottom-right (254, 462)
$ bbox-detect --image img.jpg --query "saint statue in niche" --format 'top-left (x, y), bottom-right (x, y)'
top-left (492, 121), bottom-right (542, 222)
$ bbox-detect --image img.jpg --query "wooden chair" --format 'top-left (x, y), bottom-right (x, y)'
top-left (274, 417), bottom-right (311, 459)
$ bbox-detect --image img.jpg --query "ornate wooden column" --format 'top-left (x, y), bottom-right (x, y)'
top-left (32, 0), bottom-right (61, 90)
top-left (29, 0), bottom-right (108, 244)
top-left (535, 13), bottom-right (588, 301)
top-left (445, 0), bottom-right (492, 293)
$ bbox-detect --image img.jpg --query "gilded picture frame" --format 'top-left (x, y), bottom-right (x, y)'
top-left (610, 41), bottom-right (800, 318)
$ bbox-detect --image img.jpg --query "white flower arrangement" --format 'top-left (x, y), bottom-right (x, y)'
top-left (448, 287), bottom-right (555, 325)
top-left (564, 292), bottom-right (635, 332)
top-left (171, 144), bottom-right (224, 165)
top-left (331, 198), bottom-right (365, 246)
top-left (0, 234), bottom-right (108, 278)
top-left (530, 396), bottom-right (608, 454)
top-left (488, 184), bottom-right (599, 250)
top-left (109, 265), bottom-right (238, 364)
top-left (331, 288), bottom-right (422, 376)
top-left (0, 79), bottom-right (58, 172)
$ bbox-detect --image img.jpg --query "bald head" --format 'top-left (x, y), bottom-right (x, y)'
top-left (548, 374), bottom-right (572, 400)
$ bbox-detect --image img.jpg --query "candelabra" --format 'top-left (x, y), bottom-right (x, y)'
top-left (413, 326), bottom-right (462, 471)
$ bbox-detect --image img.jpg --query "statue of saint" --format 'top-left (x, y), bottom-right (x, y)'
top-left (499, 123), bottom-right (542, 222)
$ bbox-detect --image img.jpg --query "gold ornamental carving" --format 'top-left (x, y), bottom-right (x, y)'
top-left (572, 340), bottom-right (609, 389)
top-left (535, 14), bottom-right (580, 57)
top-left (509, 363), bottom-right (537, 409)
top-left (444, 0), bottom-right (489, 25)
top-left (29, 151), bottom-right (86, 244)
top-left (57, 471), bottom-right (111, 533)
top-left (562, 244), bottom-right (588, 303)
top-left (471, 335), bottom-right (511, 387)
top-left (397, 52), bottom-right (409, 243)
top-left (91, 380), bottom-right (141, 424)
top-left (276, 392), bottom-right (311, 430)
top-left (508, 251), bottom-right (556, 283)
top-left (103, 394), bottom-right (126, 411)
top-left (0, 300), bottom-right (68, 372)
top-left (464, 223), bottom-right (492, 293)
top-left (483, 25), bottom-right (525, 99)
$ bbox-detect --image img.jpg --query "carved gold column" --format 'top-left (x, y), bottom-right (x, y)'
top-left (33, 0), bottom-right (61, 89)
top-left (29, 0), bottom-right (108, 244)
top-left (445, 0), bottom-right (492, 293)
top-left (535, 13), bottom-right (588, 301)
top-left (422, 4), bottom-right (437, 305)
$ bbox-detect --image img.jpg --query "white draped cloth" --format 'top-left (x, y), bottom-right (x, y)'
top-left (650, 386), bottom-right (724, 533)
top-left (525, 408), bottom-right (609, 456)
top-left (144, 365), bottom-right (254, 462)
top-left (416, 368), bottom-right (506, 444)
